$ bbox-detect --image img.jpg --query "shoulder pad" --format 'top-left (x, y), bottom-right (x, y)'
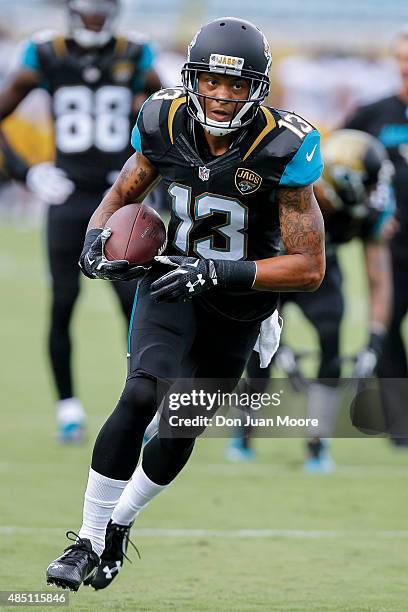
top-left (242, 106), bottom-right (318, 162)
top-left (30, 30), bottom-right (68, 60)
top-left (242, 106), bottom-right (323, 187)
top-left (274, 109), bottom-right (323, 187)
top-left (131, 88), bottom-right (186, 161)
top-left (274, 108), bottom-right (318, 148)
top-left (122, 30), bottom-right (151, 46)
top-left (30, 30), bottom-right (61, 45)
top-left (114, 33), bottom-right (155, 70)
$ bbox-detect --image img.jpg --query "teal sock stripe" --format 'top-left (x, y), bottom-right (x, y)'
top-left (127, 284), bottom-right (140, 354)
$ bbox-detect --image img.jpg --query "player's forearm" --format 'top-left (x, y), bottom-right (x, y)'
top-left (87, 186), bottom-right (124, 230)
top-left (0, 130), bottom-right (29, 181)
top-left (269, 184), bottom-right (326, 291)
top-left (0, 70), bottom-right (39, 120)
top-left (87, 152), bottom-right (160, 230)
top-left (364, 241), bottom-right (392, 330)
top-left (253, 252), bottom-right (325, 291)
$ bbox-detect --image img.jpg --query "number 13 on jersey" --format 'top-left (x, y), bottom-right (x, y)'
top-left (169, 183), bottom-right (248, 260)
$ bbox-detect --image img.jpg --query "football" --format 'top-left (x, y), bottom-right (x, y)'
top-left (104, 203), bottom-right (167, 266)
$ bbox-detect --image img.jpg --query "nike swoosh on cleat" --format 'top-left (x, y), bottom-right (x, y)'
top-left (306, 145), bottom-right (317, 162)
top-left (87, 255), bottom-right (95, 266)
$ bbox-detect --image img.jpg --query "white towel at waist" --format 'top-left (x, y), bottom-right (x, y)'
top-left (253, 309), bottom-right (283, 368)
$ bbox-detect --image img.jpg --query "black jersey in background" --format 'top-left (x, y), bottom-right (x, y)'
top-left (344, 95), bottom-right (408, 240)
top-left (345, 96), bottom-right (408, 442)
top-left (20, 32), bottom-right (154, 192)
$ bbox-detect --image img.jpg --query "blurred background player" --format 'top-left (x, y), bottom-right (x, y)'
top-left (0, 0), bottom-right (161, 441)
top-left (344, 27), bottom-right (408, 446)
top-left (226, 129), bottom-right (395, 470)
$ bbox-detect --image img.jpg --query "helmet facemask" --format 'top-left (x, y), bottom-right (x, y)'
top-left (67, 0), bottom-right (120, 48)
top-left (327, 165), bottom-right (368, 218)
top-left (182, 65), bottom-right (269, 137)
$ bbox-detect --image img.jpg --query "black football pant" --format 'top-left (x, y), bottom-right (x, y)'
top-left (91, 268), bottom-right (263, 484)
top-left (46, 189), bottom-right (137, 400)
top-left (377, 239), bottom-right (408, 440)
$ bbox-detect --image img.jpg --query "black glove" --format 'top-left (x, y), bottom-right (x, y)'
top-left (352, 331), bottom-right (385, 379)
top-left (79, 228), bottom-right (149, 281)
top-left (150, 255), bottom-right (256, 303)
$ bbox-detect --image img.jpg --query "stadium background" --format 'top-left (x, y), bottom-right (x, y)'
top-left (1, 1), bottom-right (408, 610)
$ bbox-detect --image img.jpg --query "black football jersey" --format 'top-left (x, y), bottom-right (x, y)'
top-left (319, 179), bottom-right (395, 251)
top-left (324, 206), bottom-right (392, 250)
top-left (132, 88), bottom-right (323, 321)
top-left (344, 95), bottom-right (408, 238)
top-left (21, 31), bottom-right (155, 191)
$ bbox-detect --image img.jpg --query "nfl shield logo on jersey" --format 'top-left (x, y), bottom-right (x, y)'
top-left (198, 166), bottom-right (211, 181)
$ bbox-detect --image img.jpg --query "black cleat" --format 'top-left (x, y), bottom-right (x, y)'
top-left (85, 520), bottom-right (140, 590)
top-left (46, 531), bottom-right (99, 592)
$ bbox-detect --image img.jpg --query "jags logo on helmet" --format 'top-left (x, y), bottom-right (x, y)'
top-left (235, 168), bottom-right (262, 195)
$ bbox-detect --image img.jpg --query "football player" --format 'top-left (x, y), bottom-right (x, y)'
top-left (0, 0), bottom-right (161, 441)
top-left (226, 129), bottom-right (394, 471)
top-left (45, 17), bottom-right (325, 591)
top-left (344, 27), bottom-right (408, 446)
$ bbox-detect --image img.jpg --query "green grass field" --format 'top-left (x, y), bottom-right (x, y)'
top-left (1, 221), bottom-right (408, 611)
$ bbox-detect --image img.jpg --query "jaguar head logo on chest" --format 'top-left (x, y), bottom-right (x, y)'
top-left (235, 168), bottom-right (263, 195)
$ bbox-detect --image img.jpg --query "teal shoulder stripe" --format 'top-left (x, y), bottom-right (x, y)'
top-left (132, 43), bottom-right (155, 92)
top-left (21, 40), bottom-right (39, 70)
top-left (131, 124), bottom-right (142, 152)
top-left (279, 130), bottom-right (323, 187)
top-left (139, 42), bottom-right (155, 71)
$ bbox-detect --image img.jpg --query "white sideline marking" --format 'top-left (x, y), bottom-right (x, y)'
top-left (1, 526), bottom-right (408, 539)
top-left (189, 464), bottom-right (408, 477)
top-left (1, 462), bottom-right (407, 477)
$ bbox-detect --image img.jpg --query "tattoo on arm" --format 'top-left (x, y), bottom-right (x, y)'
top-left (117, 153), bottom-right (157, 203)
top-left (87, 152), bottom-right (159, 230)
top-left (278, 185), bottom-right (325, 257)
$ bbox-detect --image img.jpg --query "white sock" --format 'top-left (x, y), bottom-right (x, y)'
top-left (78, 468), bottom-right (129, 557)
top-left (111, 465), bottom-right (168, 526)
top-left (307, 383), bottom-right (342, 438)
top-left (57, 397), bottom-right (85, 426)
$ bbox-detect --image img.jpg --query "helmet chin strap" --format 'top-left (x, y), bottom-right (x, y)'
top-left (203, 122), bottom-right (239, 137)
top-left (193, 94), bottom-right (240, 137)
top-left (72, 27), bottom-right (112, 48)
top-left (187, 79), bottom-right (263, 137)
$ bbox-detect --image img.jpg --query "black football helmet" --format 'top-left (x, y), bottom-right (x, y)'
top-left (321, 129), bottom-right (394, 216)
top-left (66, 0), bottom-right (120, 48)
top-left (182, 17), bottom-right (271, 137)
